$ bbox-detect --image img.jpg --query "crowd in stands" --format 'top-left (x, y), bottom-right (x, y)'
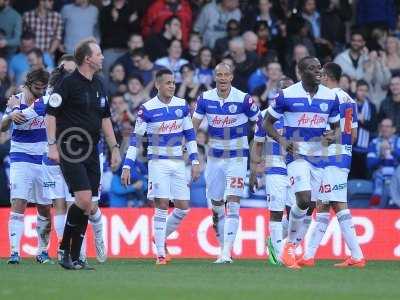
top-left (1, 0), bottom-right (400, 208)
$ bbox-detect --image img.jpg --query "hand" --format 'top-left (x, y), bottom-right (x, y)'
top-left (133, 180), bottom-right (143, 190)
top-left (9, 110), bottom-right (26, 124)
top-left (48, 144), bottom-right (60, 163)
top-left (190, 164), bottom-right (201, 184)
top-left (129, 12), bottom-right (138, 23)
top-left (111, 8), bottom-right (119, 21)
top-left (0, 38), bottom-right (7, 48)
top-left (121, 168), bottom-right (131, 187)
top-left (322, 130), bottom-right (336, 146)
top-left (110, 147), bottom-right (122, 171)
top-left (7, 95), bottom-right (19, 109)
top-left (278, 136), bottom-right (297, 155)
top-left (249, 171), bottom-right (258, 193)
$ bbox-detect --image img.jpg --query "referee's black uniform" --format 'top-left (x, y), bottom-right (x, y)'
top-left (46, 69), bottom-right (110, 268)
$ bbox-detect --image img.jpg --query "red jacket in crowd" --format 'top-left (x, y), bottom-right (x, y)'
top-left (141, 0), bottom-right (192, 47)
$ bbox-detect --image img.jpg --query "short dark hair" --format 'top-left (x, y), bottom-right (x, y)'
top-left (111, 92), bottom-right (125, 99)
top-left (74, 37), bottom-right (97, 66)
top-left (164, 15), bottom-right (180, 30)
top-left (155, 69), bottom-right (174, 80)
top-left (27, 47), bottom-right (43, 59)
top-left (21, 31), bottom-right (35, 40)
top-left (131, 47), bottom-right (147, 58)
top-left (127, 74), bottom-right (144, 86)
top-left (58, 54), bottom-right (75, 65)
top-left (356, 79), bottom-right (369, 89)
top-left (298, 56), bottom-right (318, 72)
top-left (350, 29), bottom-right (366, 40)
top-left (25, 68), bottom-right (50, 86)
top-left (323, 62), bottom-right (342, 82)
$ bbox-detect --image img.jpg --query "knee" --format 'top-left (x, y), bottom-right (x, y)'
top-left (11, 199), bottom-right (27, 214)
top-left (296, 191), bottom-right (311, 209)
top-left (270, 210), bottom-right (283, 222)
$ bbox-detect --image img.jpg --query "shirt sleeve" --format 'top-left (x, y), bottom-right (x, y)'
top-left (351, 102), bottom-right (358, 128)
top-left (123, 106), bottom-right (149, 169)
top-left (243, 94), bottom-right (260, 121)
top-left (328, 95), bottom-right (340, 124)
top-left (267, 90), bottom-right (284, 119)
top-left (46, 77), bottom-right (69, 116)
top-left (253, 113), bottom-right (266, 142)
top-left (182, 105), bottom-right (198, 162)
top-left (102, 96), bottom-right (111, 119)
top-left (192, 93), bottom-right (206, 120)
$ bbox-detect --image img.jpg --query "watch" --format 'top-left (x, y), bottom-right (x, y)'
top-left (112, 143), bottom-right (120, 149)
top-left (48, 139), bottom-right (57, 145)
top-left (191, 160), bottom-right (200, 165)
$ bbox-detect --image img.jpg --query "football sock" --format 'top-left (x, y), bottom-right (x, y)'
top-left (9, 212), bottom-right (24, 254)
top-left (36, 214), bottom-right (51, 253)
top-left (70, 205), bottom-right (89, 262)
top-left (212, 203), bottom-right (225, 247)
top-left (269, 221), bottom-right (283, 257)
top-left (166, 208), bottom-right (189, 237)
top-left (54, 214), bottom-right (66, 242)
top-left (89, 207), bottom-right (103, 241)
top-left (295, 215), bottom-right (312, 245)
top-left (153, 208), bottom-right (168, 258)
top-left (287, 204), bottom-right (307, 244)
top-left (222, 202), bottom-right (240, 258)
top-left (304, 212), bottom-right (329, 259)
top-left (337, 209), bottom-right (364, 260)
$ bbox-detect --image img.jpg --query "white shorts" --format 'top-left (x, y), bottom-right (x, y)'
top-left (287, 159), bottom-right (323, 201)
top-left (148, 159), bottom-right (189, 200)
top-left (42, 163), bottom-right (73, 201)
top-left (10, 162), bottom-right (51, 205)
top-left (319, 166), bottom-right (348, 203)
top-left (265, 174), bottom-right (295, 211)
top-left (205, 156), bottom-right (247, 200)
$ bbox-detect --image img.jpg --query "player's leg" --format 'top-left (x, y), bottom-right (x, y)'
top-left (282, 159), bottom-right (313, 268)
top-left (332, 202), bottom-right (365, 267)
top-left (89, 201), bottom-right (106, 263)
top-left (53, 199), bottom-right (67, 242)
top-left (8, 198), bottom-right (27, 264)
top-left (265, 174), bottom-right (287, 265)
top-left (149, 160), bottom-right (172, 264)
top-left (205, 157), bottom-right (226, 247)
top-left (294, 201), bottom-right (315, 255)
top-left (8, 162), bottom-right (30, 264)
top-left (35, 203), bottom-right (52, 263)
top-left (299, 200), bottom-right (330, 266)
top-left (218, 157), bottom-right (247, 263)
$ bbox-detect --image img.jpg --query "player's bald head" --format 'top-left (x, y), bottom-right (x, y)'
top-left (215, 63), bottom-right (233, 75)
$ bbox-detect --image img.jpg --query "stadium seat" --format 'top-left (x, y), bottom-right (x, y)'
top-left (347, 179), bottom-right (374, 208)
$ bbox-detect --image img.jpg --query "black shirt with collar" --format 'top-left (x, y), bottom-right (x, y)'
top-left (46, 69), bottom-right (111, 146)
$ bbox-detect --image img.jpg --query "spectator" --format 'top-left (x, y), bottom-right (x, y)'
top-left (114, 33), bottom-right (144, 76)
top-left (339, 73), bottom-right (353, 97)
top-left (350, 79), bottom-right (378, 179)
top-left (61, 0), bottom-right (99, 54)
top-left (110, 93), bottom-right (133, 150)
top-left (0, 0), bottom-right (22, 57)
top-left (107, 63), bottom-right (127, 96)
top-left (130, 47), bottom-right (162, 94)
top-left (27, 48), bottom-right (50, 71)
top-left (356, 0), bottom-right (396, 31)
top-left (155, 39), bottom-right (188, 83)
top-left (109, 163), bottom-right (148, 207)
top-left (285, 43), bottom-right (309, 81)
top-left (390, 164), bottom-right (400, 207)
top-left (301, 0), bottom-right (321, 39)
top-left (229, 37), bottom-right (259, 92)
top-left (8, 32), bottom-right (54, 85)
top-left (286, 15), bottom-right (316, 60)
top-left (384, 35), bottom-right (400, 75)
top-left (123, 75), bottom-right (150, 121)
top-left (213, 19), bottom-right (241, 62)
top-left (254, 21), bottom-right (270, 57)
top-left (22, 0), bottom-right (62, 55)
top-left (378, 75), bottom-right (400, 134)
top-left (141, 0), bottom-right (192, 47)
top-left (251, 61), bottom-right (282, 110)
top-left (189, 144), bottom-right (207, 207)
top-left (144, 15), bottom-right (182, 61)
top-left (367, 118), bottom-right (400, 207)
top-left (194, 0), bottom-right (241, 48)
top-left (243, 31), bottom-right (259, 56)
top-left (241, 0), bottom-right (278, 37)
top-left (364, 50), bottom-right (391, 108)
top-left (183, 31), bottom-right (203, 63)
top-left (0, 57), bottom-right (13, 111)
top-left (334, 30), bottom-right (368, 80)
top-left (248, 58), bottom-right (269, 93)
top-left (99, 0), bottom-right (139, 74)
top-left (177, 63), bottom-right (206, 102)
top-left (195, 47), bottom-right (214, 89)
top-left (57, 54), bottom-right (76, 73)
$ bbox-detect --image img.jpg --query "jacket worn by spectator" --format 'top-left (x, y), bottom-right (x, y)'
top-left (334, 49), bottom-right (368, 80)
top-left (367, 135), bottom-right (400, 174)
top-left (379, 97), bottom-right (400, 134)
top-left (141, 0), bottom-right (192, 47)
top-left (0, 5), bottom-right (22, 56)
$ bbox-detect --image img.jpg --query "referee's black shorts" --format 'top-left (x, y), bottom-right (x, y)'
top-left (59, 141), bottom-right (100, 197)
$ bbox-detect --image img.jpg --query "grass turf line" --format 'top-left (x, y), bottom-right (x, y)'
top-left (1, 259), bottom-right (399, 300)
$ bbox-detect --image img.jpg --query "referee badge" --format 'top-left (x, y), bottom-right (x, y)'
top-left (228, 104), bottom-right (237, 113)
top-left (48, 93), bottom-right (62, 108)
top-left (175, 109), bottom-right (183, 118)
top-left (100, 97), bottom-right (106, 108)
top-left (320, 103), bottom-right (328, 112)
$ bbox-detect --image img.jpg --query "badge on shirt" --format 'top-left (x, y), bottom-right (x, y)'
top-left (48, 93), bottom-right (62, 108)
top-left (228, 104), bottom-right (237, 113)
top-left (320, 103), bottom-right (328, 112)
top-left (250, 103), bottom-right (258, 112)
top-left (175, 109), bottom-right (183, 118)
top-left (100, 97), bottom-right (106, 108)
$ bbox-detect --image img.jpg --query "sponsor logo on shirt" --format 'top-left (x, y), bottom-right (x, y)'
top-left (211, 115), bottom-right (237, 127)
top-left (297, 113), bottom-right (326, 127)
top-left (158, 120), bottom-right (182, 133)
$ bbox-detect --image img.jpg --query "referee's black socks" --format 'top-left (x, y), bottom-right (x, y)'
top-left (60, 203), bottom-right (89, 262)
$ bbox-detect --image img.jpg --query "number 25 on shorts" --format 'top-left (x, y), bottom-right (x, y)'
top-left (230, 177), bottom-right (244, 189)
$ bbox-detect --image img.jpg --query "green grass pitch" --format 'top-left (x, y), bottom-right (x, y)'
top-left (1, 259), bottom-right (399, 300)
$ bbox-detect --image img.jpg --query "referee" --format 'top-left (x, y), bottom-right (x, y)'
top-left (46, 38), bottom-right (121, 270)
